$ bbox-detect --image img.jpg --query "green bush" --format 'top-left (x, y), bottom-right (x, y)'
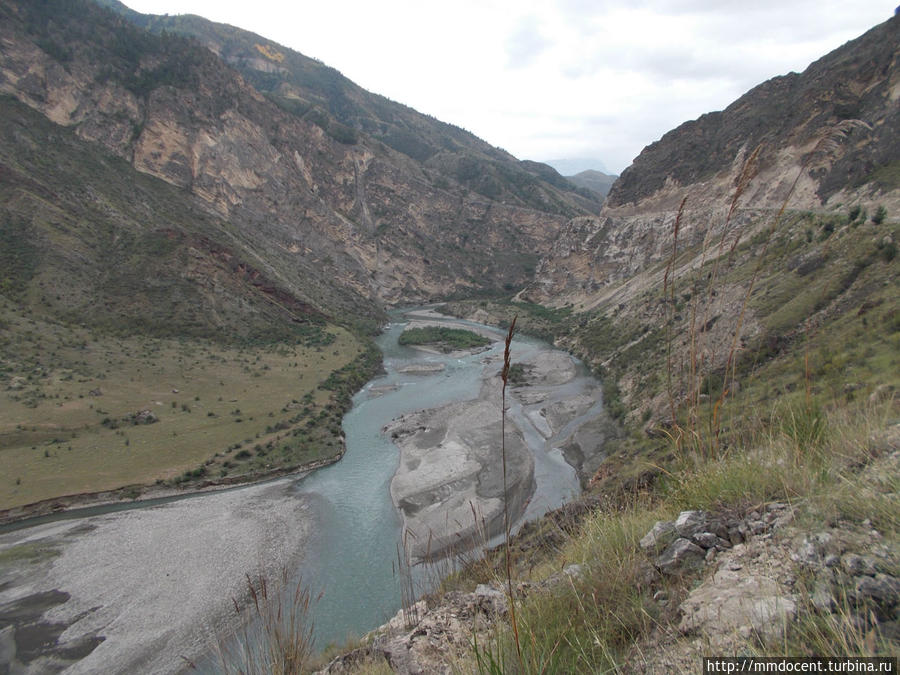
top-left (398, 326), bottom-right (491, 352)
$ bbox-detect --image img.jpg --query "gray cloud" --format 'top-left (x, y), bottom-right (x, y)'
top-left (505, 16), bottom-right (552, 68)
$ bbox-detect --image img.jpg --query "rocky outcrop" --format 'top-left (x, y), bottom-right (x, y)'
top-left (609, 15), bottom-right (900, 211)
top-left (317, 584), bottom-right (509, 675)
top-left (630, 491), bottom-right (899, 669)
top-left (95, 1), bottom-right (602, 219)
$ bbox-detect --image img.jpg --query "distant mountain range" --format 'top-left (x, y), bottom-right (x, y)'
top-left (543, 158), bottom-right (610, 175)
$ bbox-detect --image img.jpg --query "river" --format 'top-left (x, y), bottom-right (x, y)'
top-left (0, 311), bottom-right (609, 672)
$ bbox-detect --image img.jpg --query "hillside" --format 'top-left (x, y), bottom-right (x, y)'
top-left (412, 14), bottom-right (899, 673)
top-left (95, 0), bottom-right (602, 218)
top-left (518, 13), bottom-right (900, 427)
top-left (0, 0), bottom-right (598, 320)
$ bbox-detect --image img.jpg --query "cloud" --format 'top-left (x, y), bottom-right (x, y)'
top-left (124, 0), bottom-right (893, 173)
top-left (505, 16), bottom-right (552, 68)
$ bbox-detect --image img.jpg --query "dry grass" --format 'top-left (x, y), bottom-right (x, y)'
top-left (204, 570), bottom-right (317, 675)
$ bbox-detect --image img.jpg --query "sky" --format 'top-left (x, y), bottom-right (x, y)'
top-left (120, 1), bottom-right (895, 174)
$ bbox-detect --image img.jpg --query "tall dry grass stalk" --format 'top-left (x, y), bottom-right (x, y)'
top-left (500, 315), bottom-right (523, 666)
top-left (211, 570), bottom-right (317, 675)
top-left (664, 121), bottom-right (860, 460)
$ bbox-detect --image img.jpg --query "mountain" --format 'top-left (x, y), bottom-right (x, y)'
top-left (95, 0), bottom-right (602, 218)
top-left (452, 13), bottom-right (899, 433)
top-left (0, 0), bottom-right (601, 339)
top-left (528, 14), bottom-right (900, 311)
top-left (564, 169), bottom-right (618, 199)
top-left (2, 1), bottom-right (899, 668)
top-left (544, 158), bottom-right (610, 175)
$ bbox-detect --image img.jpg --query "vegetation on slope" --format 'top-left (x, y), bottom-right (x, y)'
top-left (0, 296), bottom-right (384, 510)
top-left (451, 400), bottom-right (898, 672)
top-left (0, 93), bottom-right (388, 511)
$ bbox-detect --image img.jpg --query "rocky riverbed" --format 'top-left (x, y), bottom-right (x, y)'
top-left (0, 312), bottom-right (614, 671)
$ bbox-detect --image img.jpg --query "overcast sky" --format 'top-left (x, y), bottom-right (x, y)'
top-left (120, 1), bottom-right (894, 174)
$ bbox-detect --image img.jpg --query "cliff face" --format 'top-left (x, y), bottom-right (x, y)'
top-left (527, 15), bottom-right (900, 312)
top-left (0, 0), bottom-right (591, 333)
top-left (93, 0), bottom-right (601, 219)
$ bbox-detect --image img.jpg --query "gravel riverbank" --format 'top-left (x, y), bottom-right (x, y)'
top-left (0, 478), bottom-right (312, 673)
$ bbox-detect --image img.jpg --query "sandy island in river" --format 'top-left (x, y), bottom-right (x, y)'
top-left (385, 363), bottom-right (533, 560)
top-left (385, 337), bottom-right (612, 561)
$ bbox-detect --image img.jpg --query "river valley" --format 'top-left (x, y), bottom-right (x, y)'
top-left (0, 310), bottom-right (613, 673)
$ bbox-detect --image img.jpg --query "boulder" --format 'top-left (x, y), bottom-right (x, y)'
top-left (657, 538), bottom-right (706, 575)
top-left (692, 531), bottom-right (731, 550)
top-left (679, 569), bottom-right (797, 644)
top-left (674, 510), bottom-right (708, 539)
top-left (640, 520), bottom-right (676, 552)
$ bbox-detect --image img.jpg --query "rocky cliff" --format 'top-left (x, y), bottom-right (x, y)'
top-left (0, 0), bottom-right (597, 336)
top-left (93, 0), bottom-right (601, 219)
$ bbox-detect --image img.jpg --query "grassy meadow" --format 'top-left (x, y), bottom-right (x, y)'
top-left (0, 299), bottom-right (376, 509)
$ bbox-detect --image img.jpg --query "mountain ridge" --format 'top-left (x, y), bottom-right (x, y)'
top-left (0, 0), bottom-right (600, 333)
top-left (94, 0), bottom-right (603, 217)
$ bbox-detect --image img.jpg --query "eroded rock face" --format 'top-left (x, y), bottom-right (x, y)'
top-left (0, 0), bottom-right (585, 318)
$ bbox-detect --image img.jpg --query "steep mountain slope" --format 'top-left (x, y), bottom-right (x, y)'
top-left (95, 0), bottom-right (602, 218)
top-left (0, 95), bottom-right (331, 341)
top-left (405, 16), bottom-right (900, 673)
top-left (0, 0), bottom-right (593, 330)
top-left (528, 14), bottom-right (900, 311)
